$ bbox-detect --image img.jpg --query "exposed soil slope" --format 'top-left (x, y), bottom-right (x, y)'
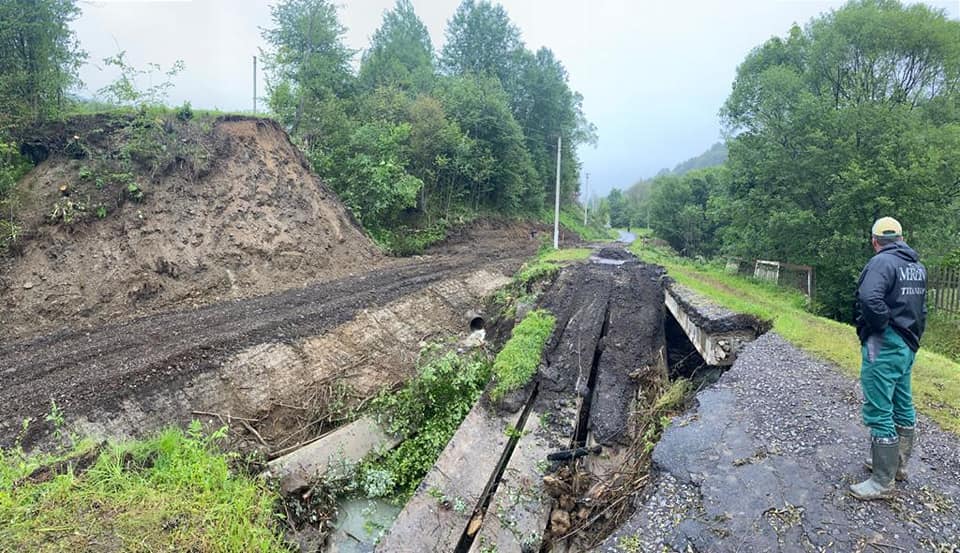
top-left (0, 232), bottom-right (539, 449)
top-left (1, 115), bottom-right (379, 338)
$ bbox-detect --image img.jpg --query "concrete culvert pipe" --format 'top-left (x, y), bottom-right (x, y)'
top-left (466, 310), bottom-right (485, 331)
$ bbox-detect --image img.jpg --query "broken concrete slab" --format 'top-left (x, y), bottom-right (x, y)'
top-left (468, 402), bottom-right (577, 553)
top-left (375, 396), bottom-right (528, 552)
top-left (663, 281), bottom-right (759, 366)
top-left (266, 416), bottom-right (400, 494)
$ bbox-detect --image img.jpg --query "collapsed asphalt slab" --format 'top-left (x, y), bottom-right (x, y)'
top-left (603, 332), bottom-right (960, 552)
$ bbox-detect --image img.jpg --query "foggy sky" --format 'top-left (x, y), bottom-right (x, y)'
top-left (72, 0), bottom-right (960, 198)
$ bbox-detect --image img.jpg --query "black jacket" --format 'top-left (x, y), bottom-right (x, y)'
top-left (854, 241), bottom-right (927, 352)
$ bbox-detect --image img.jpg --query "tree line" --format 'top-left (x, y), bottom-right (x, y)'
top-left (260, 0), bottom-right (595, 250)
top-left (0, 0), bottom-right (595, 254)
top-left (610, 0), bottom-right (960, 321)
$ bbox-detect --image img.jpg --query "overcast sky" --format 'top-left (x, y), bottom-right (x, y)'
top-left (72, 0), bottom-right (960, 197)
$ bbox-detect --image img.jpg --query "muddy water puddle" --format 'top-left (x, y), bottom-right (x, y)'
top-left (328, 498), bottom-right (401, 553)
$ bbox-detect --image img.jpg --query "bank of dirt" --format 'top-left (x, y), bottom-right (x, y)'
top-left (0, 222), bottom-right (545, 449)
top-left (1, 115), bottom-right (379, 339)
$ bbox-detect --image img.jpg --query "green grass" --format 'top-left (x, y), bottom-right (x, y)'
top-left (924, 312), bottom-right (960, 363)
top-left (630, 240), bottom-right (960, 435)
top-left (514, 247), bottom-right (591, 286)
top-left (491, 309), bottom-right (557, 400)
top-left (0, 422), bottom-right (286, 552)
top-left (540, 206), bottom-right (616, 242)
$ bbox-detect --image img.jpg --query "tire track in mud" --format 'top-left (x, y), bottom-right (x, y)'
top-left (0, 252), bottom-right (529, 447)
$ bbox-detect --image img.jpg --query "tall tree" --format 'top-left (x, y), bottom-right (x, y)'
top-left (436, 74), bottom-right (537, 212)
top-left (261, 0), bottom-right (355, 137)
top-left (511, 47), bottom-right (595, 204)
top-left (0, 0), bottom-right (85, 127)
top-left (359, 0), bottom-right (434, 93)
top-left (440, 0), bottom-right (522, 85)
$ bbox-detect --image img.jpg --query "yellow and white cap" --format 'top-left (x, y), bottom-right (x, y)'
top-left (871, 217), bottom-right (902, 237)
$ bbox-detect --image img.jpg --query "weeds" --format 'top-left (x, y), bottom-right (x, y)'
top-left (372, 221), bottom-right (448, 256)
top-left (48, 197), bottom-right (88, 224)
top-left (0, 420), bottom-right (287, 552)
top-left (361, 350), bottom-right (492, 500)
top-left (491, 309), bottom-right (556, 400)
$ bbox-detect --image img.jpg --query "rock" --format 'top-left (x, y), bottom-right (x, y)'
top-left (543, 474), bottom-right (565, 498)
top-left (550, 508), bottom-right (571, 537)
top-left (23, 282), bottom-right (33, 290)
top-left (559, 494), bottom-right (575, 511)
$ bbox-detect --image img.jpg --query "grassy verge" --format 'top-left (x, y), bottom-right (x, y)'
top-left (0, 423), bottom-right (286, 552)
top-left (630, 241), bottom-right (960, 435)
top-left (923, 312), bottom-right (960, 363)
top-left (513, 246), bottom-right (592, 287)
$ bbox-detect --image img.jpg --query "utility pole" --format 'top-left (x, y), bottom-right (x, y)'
top-left (583, 172), bottom-right (590, 226)
top-left (553, 135), bottom-right (562, 250)
top-left (252, 55), bottom-right (257, 114)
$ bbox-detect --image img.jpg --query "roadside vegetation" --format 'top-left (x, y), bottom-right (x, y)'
top-left (547, 206), bottom-right (617, 242)
top-left (632, 240), bottom-right (960, 435)
top-left (490, 309), bottom-right (557, 400)
top-left (514, 246), bottom-right (592, 287)
top-left (360, 350), bottom-right (492, 500)
top-left (0, 423), bottom-right (286, 552)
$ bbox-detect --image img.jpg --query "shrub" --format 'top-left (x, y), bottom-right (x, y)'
top-left (361, 351), bottom-right (492, 499)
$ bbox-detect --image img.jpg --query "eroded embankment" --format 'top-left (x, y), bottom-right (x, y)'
top-left (74, 268), bottom-right (510, 451)
top-left (375, 252), bottom-right (679, 552)
top-left (2, 116), bottom-right (380, 339)
top-left (0, 257), bottom-right (519, 451)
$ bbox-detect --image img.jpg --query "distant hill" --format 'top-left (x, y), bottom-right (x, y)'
top-left (661, 142), bottom-right (728, 176)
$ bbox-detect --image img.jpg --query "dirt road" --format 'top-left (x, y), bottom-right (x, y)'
top-left (0, 225), bottom-right (545, 447)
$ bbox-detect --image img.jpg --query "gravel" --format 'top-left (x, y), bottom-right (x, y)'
top-left (603, 332), bottom-right (960, 552)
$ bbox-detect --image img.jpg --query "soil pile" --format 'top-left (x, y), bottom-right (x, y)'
top-left (1, 115), bottom-right (380, 338)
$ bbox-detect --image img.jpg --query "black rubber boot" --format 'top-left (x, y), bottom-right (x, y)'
top-left (851, 436), bottom-right (899, 500)
top-left (864, 425), bottom-right (914, 481)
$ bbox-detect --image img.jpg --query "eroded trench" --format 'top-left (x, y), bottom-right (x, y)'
top-left (266, 248), bottom-right (766, 553)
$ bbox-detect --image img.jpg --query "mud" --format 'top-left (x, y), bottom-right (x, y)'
top-left (423, 251), bottom-right (672, 552)
top-left (590, 265), bottom-right (666, 445)
top-left (594, 247), bottom-right (634, 261)
top-left (0, 226), bottom-right (536, 449)
top-left (537, 259), bottom-right (665, 445)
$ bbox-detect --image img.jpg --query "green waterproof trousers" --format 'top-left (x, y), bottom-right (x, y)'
top-left (861, 326), bottom-right (916, 438)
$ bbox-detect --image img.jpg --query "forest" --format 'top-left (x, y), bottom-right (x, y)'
top-left (609, 0), bottom-right (960, 321)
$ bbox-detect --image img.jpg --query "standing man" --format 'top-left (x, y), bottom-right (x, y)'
top-left (851, 217), bottom-right (927, 500)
